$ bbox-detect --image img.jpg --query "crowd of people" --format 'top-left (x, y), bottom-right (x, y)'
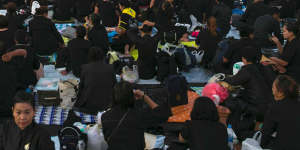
top-left (0, 0), bottom-right (300, 150)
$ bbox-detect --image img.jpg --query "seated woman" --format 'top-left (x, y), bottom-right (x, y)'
top-left (101, 81), bottom-right (171, 150)
top-left (224, 47), bottom-right (273, 139)
top-left (67, 26), bottom-right (92, 77)
top-left (261, 75), bottom-right (300, 150)
top-left (265, 21), bottom-right (300, 84)
top-left (0, 91), bottom-right (54, 150)
top-left (127, 24), bottom-right (158, 79)
top-left (75, 47), bottom-right (116, 114)
top-left (178, 97), bottom-right (229, 150)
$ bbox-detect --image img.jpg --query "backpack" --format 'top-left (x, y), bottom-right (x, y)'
top-left (174, 46), bottom-right (196, 72)
top-left (164, 75), bottom-right (188, 107)
top-left (156, 50), bottom-right (178, 82)
top-left (58, 126), bottom-right (88, 150)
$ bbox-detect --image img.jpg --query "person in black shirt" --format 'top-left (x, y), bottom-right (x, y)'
top-left (224, 47), bottom-right (273, 140)
top-left (196, 16), bottom-right (222, 68)
top-left (67, 26), bottom-right (92, 77)
top-left (0, 91), bottom-right (55, 150)
top-left (101, 81), bottom-right (171, 150)
top-left (266, 22), bottom-right (300, 84)
top-left (127, 24), bottom-right (158, 79)
top-left (179, 97), bottom-right (229, 150)
top-left (29, 7), bottom-right (64, 56)
top-left (7, 30), bottom-right (40, 90)
top-left (253, 7), bottom-right (283, 48)
top-left (241, 0), bottom-right (270, 26)
top-left (261, 75), bottom-right (300, 150)
top-left (87, 14), bottom-right (109, 54)
top-left (0, 15), bottom-right (15, 51)
top-left (75, 47), bottom-right (116, 114)
top-left (211, 0), bottom-right (232, 37)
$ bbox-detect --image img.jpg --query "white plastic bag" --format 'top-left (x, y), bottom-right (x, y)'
top-left (87, 124), bottom-right (108, 150)
top-left (122, 65), bottom-right (139, 83)
top-left (208, 73), bottom-right (226, 83)
top-left (241, 131), bottom-right (263, 150)
top-left (144, 133), bottom-right (165, 150)
top-left (192, 50), bottom-right (204, 64)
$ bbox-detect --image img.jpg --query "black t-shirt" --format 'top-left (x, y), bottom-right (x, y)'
top-left (224, 64), bottom-right (272, 105)
top-left (280, 39), bottom-right (300, 83)
top-left (181, 120), bottom-right (229, 150)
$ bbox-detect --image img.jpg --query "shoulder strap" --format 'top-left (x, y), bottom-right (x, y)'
top-left (107, 110), bottom-right (130, 143)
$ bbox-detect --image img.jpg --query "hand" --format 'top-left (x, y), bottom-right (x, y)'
top-left (271, 35), bottom-right (280, 44)
top-left (261, 60), bottom-right (275, 66)
top-left (1, 53), bottom-right (12, 62)
top-left (133, 89), bottom-right (145, 100)
top-left (60, 70), bottom-right (68, 76)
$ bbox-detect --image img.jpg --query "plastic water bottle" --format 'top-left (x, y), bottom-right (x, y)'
top-left (227, 124), bottom-right (234, 150)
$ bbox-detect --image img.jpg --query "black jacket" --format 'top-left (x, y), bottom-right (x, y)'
top-left (67, 38), bottom-right (92, 77)
top-left (75, 61), bottom-right (116, 114)
top-left (211, 2), bottom-right (232, 37)
top-left (254, 15), bottom-right (283, 48)
top-left (0, 120), bottom-right (54, 150)
top-left (87, 25), bottom-right (109, 53)
top-left (8, 44), bottom-right (40, 90)
top-left (127, 28), bottom-right (158, 79)
top-left (0, 61), bottom-right (16, 118)
top-left (101, 104), bottom-right (170, 150)
top-left (29, 15), bottom-right (64, 55)
top-left (261, 98), bottom-right (300, 150)
top-left (242, 1), bottom-right (270, 25)
top-left (225, 64), bottom-right (272, 105)
top-left (181, 120), bottom-right (229, 150)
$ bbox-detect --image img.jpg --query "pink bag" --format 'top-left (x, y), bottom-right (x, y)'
top-left (202, 83), bottom-right (229, 105)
